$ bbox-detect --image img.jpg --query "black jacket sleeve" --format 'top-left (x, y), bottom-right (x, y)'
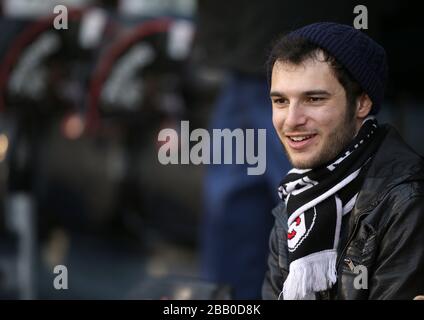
top-left (369, 191), bottom-right (424, 299)
top-left (262, 203), bottom-right (289, 300)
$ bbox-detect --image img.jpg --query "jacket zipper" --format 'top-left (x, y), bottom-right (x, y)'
top-left (337, 183), bottom-right (402, 270)
top-left (336, 211), bottom-right (371, 270)
top-left (344, 258), bottom-right (356, 271)
top-left (314, 212), bottom-right (369, 301)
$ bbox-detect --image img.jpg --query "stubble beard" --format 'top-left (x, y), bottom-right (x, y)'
top-left (283, 111), bottom-right (357, 169)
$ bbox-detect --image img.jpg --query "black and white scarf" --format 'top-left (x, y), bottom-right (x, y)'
top-left (277, 117), bottom-right (385, 300)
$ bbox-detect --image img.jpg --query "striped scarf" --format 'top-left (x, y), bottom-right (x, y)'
top-left (278, 117), bottom-right (385, 299)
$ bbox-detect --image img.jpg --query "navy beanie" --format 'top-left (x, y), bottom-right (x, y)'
top-left (288, 22), bottom-right (388, 114)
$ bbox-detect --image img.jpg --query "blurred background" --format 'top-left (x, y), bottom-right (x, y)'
top-left (0, 0), bottom-right (422, 299)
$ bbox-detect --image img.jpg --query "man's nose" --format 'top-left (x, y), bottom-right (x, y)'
top-left (285, 102), bottom-right (307, 129)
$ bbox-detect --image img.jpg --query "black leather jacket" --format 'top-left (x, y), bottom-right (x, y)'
top-left (262, 125), bottom-right (424, 300)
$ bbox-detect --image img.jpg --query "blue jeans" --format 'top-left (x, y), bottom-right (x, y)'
top-left (200, 73), bottom-right (290, 299)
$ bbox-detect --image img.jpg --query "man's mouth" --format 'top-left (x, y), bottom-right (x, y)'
top-left (285, 134), bottom-right (317, 150)
top-left (289, 135), bottom-right (314, 142)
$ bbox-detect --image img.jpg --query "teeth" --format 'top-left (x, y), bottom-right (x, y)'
top-left (290, 135), bottom-right (312, 142)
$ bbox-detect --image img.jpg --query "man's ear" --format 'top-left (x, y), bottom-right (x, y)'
top-left (356, 94), bottom-right (373, 118)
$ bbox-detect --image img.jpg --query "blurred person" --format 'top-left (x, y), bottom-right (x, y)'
top-left (194, 1), bottom-right (354, 299)
top-left (263, 22), bottom-right (424, 300)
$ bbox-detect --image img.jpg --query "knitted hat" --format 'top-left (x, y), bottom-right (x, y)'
top-left (288, 22), bottom-right (388, 114)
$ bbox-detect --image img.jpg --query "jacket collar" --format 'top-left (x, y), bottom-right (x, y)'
top-left (354, 124), bottom-right (424, 214)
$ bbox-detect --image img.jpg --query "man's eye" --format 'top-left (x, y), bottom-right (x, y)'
top-left (307, 97), bottom-right (324, 103)
top-left (273, 98), bottom-right (288, 105)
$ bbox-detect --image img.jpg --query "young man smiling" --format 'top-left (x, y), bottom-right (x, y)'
top-left (262, 22), bottom-right (424, 300)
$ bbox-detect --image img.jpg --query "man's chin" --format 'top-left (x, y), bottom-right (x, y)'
top-left (283, 144), bottom-right (321, 169)
top-left (288, 157), bottom-right (314, 169)
top-left (288, 154), bottom-right (328, 170)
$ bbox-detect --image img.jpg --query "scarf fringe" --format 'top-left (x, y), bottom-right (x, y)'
top-left (282, 250), bottom-right (337, 300)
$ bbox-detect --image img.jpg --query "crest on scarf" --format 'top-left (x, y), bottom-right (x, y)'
top-left (287, 209), bottom-right (317, 252)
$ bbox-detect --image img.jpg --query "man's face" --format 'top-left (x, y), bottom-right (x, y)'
top-left (271, 54), bottom-right (357, 169)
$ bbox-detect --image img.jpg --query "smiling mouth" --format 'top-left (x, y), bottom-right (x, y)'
top-left (288, 135), bottom-right (315, 142)
top-left (285, 134), bottom-right (317, 150)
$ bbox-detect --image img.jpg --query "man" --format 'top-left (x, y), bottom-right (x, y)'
top-left (262, 22), bottom-right (424, 300)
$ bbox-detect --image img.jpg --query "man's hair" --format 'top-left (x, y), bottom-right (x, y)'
top-left (267, 36), bottom-right (363, 115)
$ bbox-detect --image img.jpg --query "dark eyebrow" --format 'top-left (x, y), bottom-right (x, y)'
top-left (269, 91), bottom-right (285, 97)
top-left (303, 90), bottom-right (331, 96)
top-left (270, 90), bottom-right (331, 98)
